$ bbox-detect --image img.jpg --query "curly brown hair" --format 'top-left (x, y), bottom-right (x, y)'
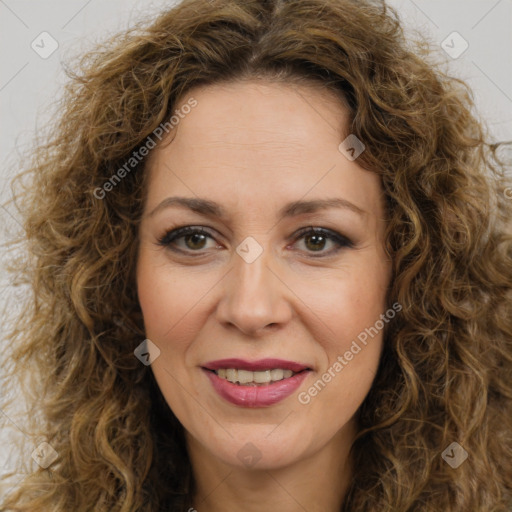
top-left (1, 0), bottom-right (512, 510)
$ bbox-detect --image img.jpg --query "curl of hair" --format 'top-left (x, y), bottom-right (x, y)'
top-left (1, 0), bottom-right (511, 510)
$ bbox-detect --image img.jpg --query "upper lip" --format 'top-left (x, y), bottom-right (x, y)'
top-left (202, 358), bottom-right (311, 373)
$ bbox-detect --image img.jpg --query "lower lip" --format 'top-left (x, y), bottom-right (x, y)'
top-left (203, 369), bottom-right (310, 408)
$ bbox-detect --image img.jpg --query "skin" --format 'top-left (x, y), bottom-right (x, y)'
top-left (136, 79), bottom-right (392, 512)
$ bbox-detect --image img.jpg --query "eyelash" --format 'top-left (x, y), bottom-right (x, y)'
top-left (156, 225), bottom-right (354, 258)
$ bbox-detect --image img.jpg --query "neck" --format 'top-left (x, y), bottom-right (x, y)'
top-left (186, 422), bottom-right (355, 512)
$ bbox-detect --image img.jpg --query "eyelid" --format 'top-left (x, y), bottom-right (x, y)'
top-left (288, 226), bottom-right (354, 256)
top-left (157, 226), bottom-right (217, 247)
top-left (291, 226), bottom-right (353, 246)
top-left (156, 225), bottom-right (354, 256)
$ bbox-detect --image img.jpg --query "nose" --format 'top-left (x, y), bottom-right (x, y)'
top-left (214, 244), bottom-right (293, 337)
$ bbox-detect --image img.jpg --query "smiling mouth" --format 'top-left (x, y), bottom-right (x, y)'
top-left (202, 359), bottom-right (312, 407)
top-left (204, 368), bottom-right (309, 386)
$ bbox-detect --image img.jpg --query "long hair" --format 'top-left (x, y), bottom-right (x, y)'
top-left (1, 0), bottom-right (511, 510)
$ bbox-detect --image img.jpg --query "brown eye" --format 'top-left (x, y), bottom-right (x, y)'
top-left (157, 226), bottom-right (217, 253)
top-left (292, 227), bottom-right (353, 257)
top-left (183, 232), bottom-right (208, 250)
top-left (157, 225), bottom-right (353, 257)
top-left (304, 233), bottom-right (328, 252)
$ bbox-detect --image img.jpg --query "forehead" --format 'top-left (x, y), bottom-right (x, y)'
top-left (144, 80), bottom-right (383, 219)
top-left (169, 79), bottom-right (349, 149)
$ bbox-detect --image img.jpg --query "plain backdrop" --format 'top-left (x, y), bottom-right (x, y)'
top-left (1, 0), bottom-right (511, 494)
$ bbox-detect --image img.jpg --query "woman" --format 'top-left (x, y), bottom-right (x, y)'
top-left (1, 0), bottom-right (511, 510)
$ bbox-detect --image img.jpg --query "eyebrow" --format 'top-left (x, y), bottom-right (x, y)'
top-left (147, 196), bottom-right (366, 219)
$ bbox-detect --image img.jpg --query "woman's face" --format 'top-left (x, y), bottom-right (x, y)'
top-left (137, 80), bottom-right (391, 470)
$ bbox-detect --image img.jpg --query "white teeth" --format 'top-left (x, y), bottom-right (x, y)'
top-left (270, 369), bottom-right (284, 381)
top-left (214, 368), bottom-right (298, 385)
top-left (237, 369), bottom-right (253, 384)
top-left (253, 370), bottom-right (271, 383)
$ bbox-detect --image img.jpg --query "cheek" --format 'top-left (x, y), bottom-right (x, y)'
top-left (294, 254), bottom-right (390, 348)
top-left (300, 256), bottom-right (389, 421)
top-left (293, 252), bottom-right (389, 407)
top-left (298, 295), bottom-right (385, 437)
top-left (136, 249), bottom-right (209, 346)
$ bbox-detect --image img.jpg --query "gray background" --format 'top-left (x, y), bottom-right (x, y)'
top-left (1, 0), bottom-right (511, 494)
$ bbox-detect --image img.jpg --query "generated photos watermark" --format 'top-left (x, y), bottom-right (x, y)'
top-left (237, 442), bottom-right (263, 468)
top-left (298, 302), bottom-right (402, 405)
top-left (134, 338), bottom-right (161, 366)
top-left (93, 97), bottom-right (197, 200)
top-left (441, 441), bottom-right (469, 469)
top-left (31, 441), bottom-right (58, 469)
top-left (338, 134), bottom-right (365, 161)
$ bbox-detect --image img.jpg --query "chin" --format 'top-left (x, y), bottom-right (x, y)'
top-left (207, 428), bottom-right (312, 470)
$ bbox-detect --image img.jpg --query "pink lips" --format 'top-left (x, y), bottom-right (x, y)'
top-left (203, 358), bottom-right (309, 373)
top-left (202, 358), bottom-right (311, 408)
